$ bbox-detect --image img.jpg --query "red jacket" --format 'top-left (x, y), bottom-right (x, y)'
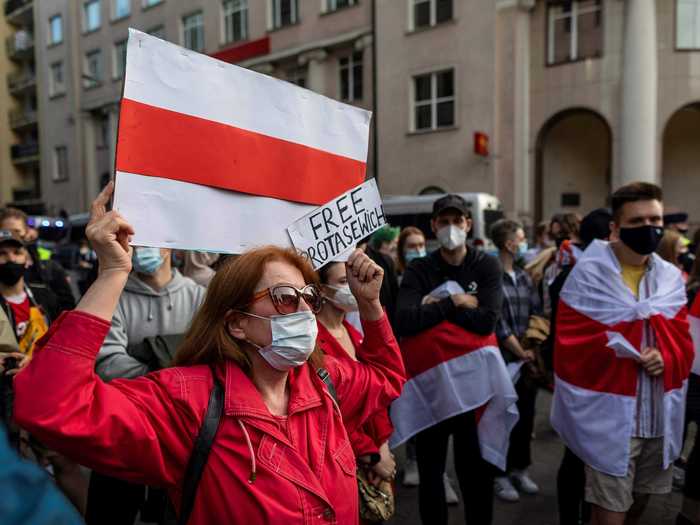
top-left (14, 311), bottom-right (406, 525)
top-left (317, 320), bottom-right (395, 457)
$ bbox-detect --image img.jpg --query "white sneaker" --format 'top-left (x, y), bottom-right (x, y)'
top-left (511, 469), bottom-right (539, 495)
top-left (494, 476), bottom-right (520, 502)
top-left (403, 459), bottom-right (419, 487)
top-left (444, 473), bottom-right (459, 505)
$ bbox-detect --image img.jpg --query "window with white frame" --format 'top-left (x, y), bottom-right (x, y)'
top-left (83, 0), bottom-right (101, 32)
top-left (411, 0), bottom-right (452, 31)
top-left (112, 0), bottom-right (130, 19)
top-left (677, 0), bottom-right (700, 50)
top-left (84, 49), bottom-right (102, 88)
top-left (53, 146), bottom-right (69, 182)
top-left (182, 12), bottom-right (204, 52)
top-left (271, 0), bottom-right (298, 29)
top-left (412, 69), bottom-right (454, 132)
top-left (339, 51), bottom-right (363, 102)
top-left (143, 0), bottom-right (163, 7)
top-left (326, 0), bottom-right (356, 12)
top-left (547, 0), bottom-right (602, 65)
top-left (223, 0), bottom-right (248, 43)
top-left (113, 40), bottom-right (127, 79)
top-left (49, 15), bottom-right (63, 45)
top-left (49, 61), bottom-right (65, 96)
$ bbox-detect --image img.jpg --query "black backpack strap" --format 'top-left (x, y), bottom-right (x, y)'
top-left (177, 366), bottom-right (224, 525)
top-left (316, 367), bottom-right (338, 404)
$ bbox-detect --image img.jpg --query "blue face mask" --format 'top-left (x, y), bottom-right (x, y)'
top-left (518, 242), bottom-right (529, 257)
top-left (132, 247), bottom-right (164, 275)
top-left (405, 248), bottom-right (427, 263)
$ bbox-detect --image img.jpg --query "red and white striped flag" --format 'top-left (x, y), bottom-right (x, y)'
top-left (389, 321), bottom-right (519, 470)
top-left (551, 240), bottom-right (694, 476)
top-left (690, 293), bottom-right (700, 376)
top-left (114, 29), bottom-right (371, 253)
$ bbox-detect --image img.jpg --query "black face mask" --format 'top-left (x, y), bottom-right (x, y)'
top-left (678, 251), bottom-right (695, 274)
top-left (0, 261), bottom-right (25, 287)
top-left (619, 225), bottom-right (664, 256)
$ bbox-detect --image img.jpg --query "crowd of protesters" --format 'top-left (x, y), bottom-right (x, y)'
top-left (0, 180), bottom-right (698, 525)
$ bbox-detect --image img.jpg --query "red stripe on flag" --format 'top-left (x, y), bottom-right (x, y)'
top-left (116, 98), bottom-right (366, 205)
top-left (691, 294), bottom-right (700, 318)
top-left (400, 321), bottom-right (497, 378)
top-left (555, 300), bottom-right (640, 396)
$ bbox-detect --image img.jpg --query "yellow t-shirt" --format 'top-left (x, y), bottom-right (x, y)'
top-left (620, 263), bottom-right (646, 299)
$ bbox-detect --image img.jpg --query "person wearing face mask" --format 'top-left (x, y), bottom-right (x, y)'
top-left (397, 227), bottom-right (427, 279)
top-left (87, 244), bottom-right (206, 525)
top-left (396, 194), bottom-right (505, 525)
top-left (13, 182), bottom-right (406, 525)
top-left (551, 182), bottom-right (695, 525)
top-left (316, 261), bottom-right (397, 520)
top-left (0, 208), bottom-right (75, 314)
top-left (490, 219), bottom-right (542, 503)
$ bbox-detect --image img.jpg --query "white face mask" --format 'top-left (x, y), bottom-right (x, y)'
top-left (241, 310), bottom-right (318, 371)
top-left (326, 285), bottom-right (358, 312)
top-left (436, 225), bottom-right (467, 250)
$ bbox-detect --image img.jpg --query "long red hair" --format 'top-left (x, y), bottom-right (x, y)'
top-left (173, 246), bottom-right (323, 373)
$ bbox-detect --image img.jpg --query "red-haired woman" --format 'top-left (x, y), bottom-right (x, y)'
top-left (13, 183), bottom-right (406, 525)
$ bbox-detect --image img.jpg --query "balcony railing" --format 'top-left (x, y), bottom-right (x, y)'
top-left (9, 108), bottom-right (37, 129)
top-left (4, 0), bottom-right (31, 17)
top-left (8, 71), bottom-right (36, 93)
top-left (6, 32), bottom-right (33, 59)
top-left (10, 142), bottom-right (38, 162)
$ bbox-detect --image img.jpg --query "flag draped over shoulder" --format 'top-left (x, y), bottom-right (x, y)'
top-left (389, 321), bottom-right (518, 471)
top-left (551, 240), bottom-right (694, 477)
top-left (114, 29), bottom-right (371, 253)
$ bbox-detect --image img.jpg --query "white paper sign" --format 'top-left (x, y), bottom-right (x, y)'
top-left (286, 179), bottom-right (386, 269)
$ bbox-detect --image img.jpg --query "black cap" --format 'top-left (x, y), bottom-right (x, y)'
top-left (579, 208), bottom-right (612, 247)
top-left (0, 230), bottom-right (24, 248)
top-left (663, 212), bottom-right (688, 225)
top-left (432, 194), bottom-right (470, 219)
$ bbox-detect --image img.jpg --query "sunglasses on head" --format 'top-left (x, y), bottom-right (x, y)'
top-left (247, 284), bottom-right (323, 315)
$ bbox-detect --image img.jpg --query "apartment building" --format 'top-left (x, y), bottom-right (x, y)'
top-left (32, 0), bottom-right (700, 223)
top-left (3, 0), bottom-right (40, 212)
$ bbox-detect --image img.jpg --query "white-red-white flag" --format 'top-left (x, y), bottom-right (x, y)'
top-left (551, 240), bottom-right (694, 476)
top-left (389, 321), bottom-right (519, 471)
top-left (114, 29), bottom-right (371, 253)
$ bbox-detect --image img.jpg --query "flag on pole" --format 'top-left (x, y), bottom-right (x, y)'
top-left (389, 321), bottom-right (519, 471)
top-left (114, 29), bottom-right (371, 253)
top-left (551, 240), bottom-right (694, 477)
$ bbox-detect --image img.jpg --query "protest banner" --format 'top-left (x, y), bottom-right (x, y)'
top-left (287, 179), bottom-right (385, 269)
top-left (113, 28), bottom-right (371, 253)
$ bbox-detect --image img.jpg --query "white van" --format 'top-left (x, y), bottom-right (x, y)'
top-left (381, 192), bottom-right (504, 250)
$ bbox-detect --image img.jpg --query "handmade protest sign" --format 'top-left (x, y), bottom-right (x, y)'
top-left (287, 179), bottom-right (386, 269)
top-left (113, 29), bottom-right (371, 253)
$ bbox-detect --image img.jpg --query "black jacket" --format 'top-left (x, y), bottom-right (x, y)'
top-left (396, 249), bottom-right (503, 338)
top-left (24, 244), bottom-right (75, 314)
top-left (366, 246), bottom-right (400, 331)
top-left (0, 284), bottom-right (58, 342)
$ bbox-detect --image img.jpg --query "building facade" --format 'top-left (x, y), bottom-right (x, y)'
top-left (30, 0), bottom-right (700, 225)
top-left (3, 0), bottom-right (40, 212)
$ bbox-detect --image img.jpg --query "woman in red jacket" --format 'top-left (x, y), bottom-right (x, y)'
top-left (316, 261), bottom-right (396, 483)
top-left (13, 183), bottom-right (406, 525)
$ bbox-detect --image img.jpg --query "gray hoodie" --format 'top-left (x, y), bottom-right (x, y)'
top-left (95, 269), bottom-right (206, 381)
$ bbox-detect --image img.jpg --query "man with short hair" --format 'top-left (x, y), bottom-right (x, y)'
top-left (552, 183), bottom-right (695, 525)
top-left (490, 219), bottom-right (541, 502)
top-left (396, 194), bottom-right (506, 525)
top-left (0, 208), bottom-right (75, 313)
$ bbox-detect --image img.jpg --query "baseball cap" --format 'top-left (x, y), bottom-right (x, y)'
top-left (432, 194), bottom-right (471, 219)
top-left (0, 230), bottom-right (24, 248)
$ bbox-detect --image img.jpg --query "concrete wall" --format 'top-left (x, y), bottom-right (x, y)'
top-left (376, 0), bottom-right (497, 197)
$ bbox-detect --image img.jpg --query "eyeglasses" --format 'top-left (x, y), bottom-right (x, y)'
top-left (247, 284), bottom-right (323, 315)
